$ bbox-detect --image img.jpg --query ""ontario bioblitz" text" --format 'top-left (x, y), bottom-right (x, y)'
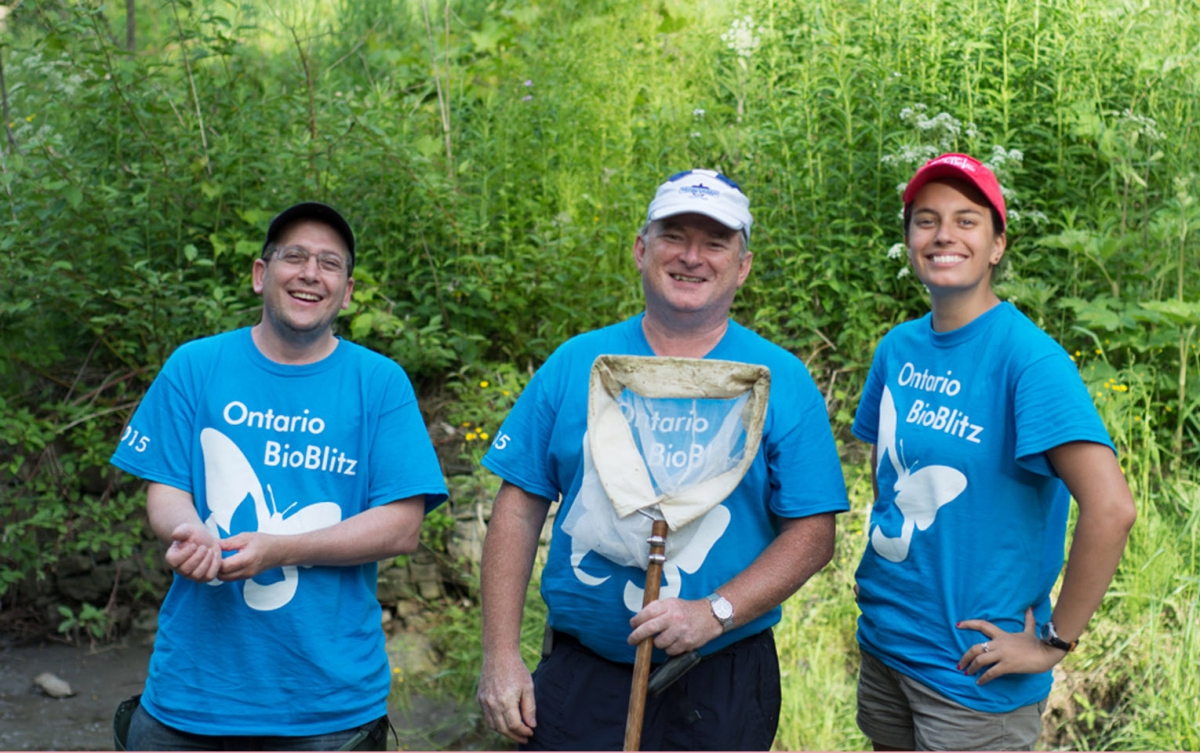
top-left (222, 400), bottom-right (357, 476)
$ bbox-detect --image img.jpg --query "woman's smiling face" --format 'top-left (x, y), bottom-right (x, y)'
top-left (906, 178), bottom-right (1006, 299)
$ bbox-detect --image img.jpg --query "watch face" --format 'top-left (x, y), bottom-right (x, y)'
top-left (1040, 622), bottom-right (1074, 651)
top-left (712, 597), bottom-right (734, 620)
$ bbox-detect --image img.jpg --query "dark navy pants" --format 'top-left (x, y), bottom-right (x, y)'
top-left (522, 629), bottom-right (780, 751)
top-left (124, 703), bottom-right (389, 751)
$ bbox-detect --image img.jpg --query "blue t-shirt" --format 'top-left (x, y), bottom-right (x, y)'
top-left (483, 314), bottom-right (849, 663)
top-left (110, 328), bottom-right (447, 736)
top-left (851, 302), bottom-right (1114, 712)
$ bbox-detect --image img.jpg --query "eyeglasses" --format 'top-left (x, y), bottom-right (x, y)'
top-left (271, 246), bottom-right (348, 275)
top-left (666, 169), bottom-right (742, 191)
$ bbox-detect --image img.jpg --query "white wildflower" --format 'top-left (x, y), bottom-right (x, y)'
top-left (693, 108), bottom-right (706, 118)
top-left (881, 143), bottom-right (938, 167)
top-left (897, 267), bottom-right (911, 279)
top-left (987, 145), bottom-right (1024, 169)
top-left (886, 243), bottom-right (905, 260)
top-left (1115, 109), bottom-right (1163, 142)
top-left (722, 16), bottom-right (761, 59)
top-left (899, 104), bottom-right (928, 123)
top-left (895, 105), bottom-right (963, 149)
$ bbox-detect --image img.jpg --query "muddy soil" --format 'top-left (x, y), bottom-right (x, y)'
top-left (0, 636), bottom-right (499, 751)
top-left (0, 640), bottom-right (151, 750)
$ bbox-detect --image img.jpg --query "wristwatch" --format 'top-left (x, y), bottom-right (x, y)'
top-left (1040, 620), bottom-right (1078, 652)
top-left (706, 593), bottom-right (735, 633)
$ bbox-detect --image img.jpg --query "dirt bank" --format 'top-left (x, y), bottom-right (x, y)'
top-left (0, 636), bottom-right (497, 751)
top-left (0, 640), bottom-right (151, 750)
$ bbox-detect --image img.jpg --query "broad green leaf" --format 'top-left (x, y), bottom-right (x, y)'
top-left (1140, 300), bottom-right (1200, 326)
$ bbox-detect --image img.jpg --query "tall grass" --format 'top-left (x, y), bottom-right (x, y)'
top-left (1062, 369), bottom-right (1200, 750)
top-left (774, 470), bottom-right (870, 751)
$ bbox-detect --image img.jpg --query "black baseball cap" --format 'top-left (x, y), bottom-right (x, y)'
top-left (262, 202), bottom-right (356, 268)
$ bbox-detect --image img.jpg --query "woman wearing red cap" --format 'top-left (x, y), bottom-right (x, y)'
top-left (849, 153), bottom-right (1136, 750)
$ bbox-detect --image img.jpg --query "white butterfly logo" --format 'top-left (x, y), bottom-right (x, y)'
top-left (200, 428), bottom-right (342, 610)
top-left (870, 386), bottom-right (967, 563)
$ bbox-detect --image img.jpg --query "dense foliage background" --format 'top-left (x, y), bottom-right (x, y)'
top-left (2, 0), bottom-right (1199, 748)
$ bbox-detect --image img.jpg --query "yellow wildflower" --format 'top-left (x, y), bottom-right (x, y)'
top-left (466, 432), bottom-right (477, 441)
top-left (480, 380), bottom-right (490, 388)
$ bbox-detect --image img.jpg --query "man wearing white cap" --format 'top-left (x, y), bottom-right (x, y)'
top-left (476, 170), bottom-right (849, 750)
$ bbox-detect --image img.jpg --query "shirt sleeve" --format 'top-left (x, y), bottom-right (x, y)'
top-left (763, 359), bottom-right (850, 519)
top-left (481, 352), bottom-right (564, 502)
top-left (852, 344), bottom-right (887, 446)
top-left (1013, 350), bottom-right (1115, 477)
top-left (109, 349), bottom-right (198, 492)
top-left (367, 363), bottom-right (449, 512)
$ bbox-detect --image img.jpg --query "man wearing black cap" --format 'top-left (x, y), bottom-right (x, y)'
top-left (110, 203), bottom-right (448, 750)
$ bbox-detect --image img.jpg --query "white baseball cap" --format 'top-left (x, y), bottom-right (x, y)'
top-left (646, 169), bottom-right (753, 241)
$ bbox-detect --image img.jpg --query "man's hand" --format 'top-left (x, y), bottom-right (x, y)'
top-left (164, 523), bottom-right (222, 583)
top-left (477, 650), bottom-right (537, 744)
top-left (956, 608), bottom-right (1066, 685)
top-left (477, 482), bottom-right (550, 744)
top-left (217, 532), bottom-right (288, 581)
top-left (627, 597), bottom-right (723, 655)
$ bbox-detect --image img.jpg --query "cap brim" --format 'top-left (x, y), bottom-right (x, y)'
top-left (648, 200), bottom-right (748, 232)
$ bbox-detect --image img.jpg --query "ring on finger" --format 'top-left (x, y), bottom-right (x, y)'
top-left (981, 642), bottom-right (991, 653)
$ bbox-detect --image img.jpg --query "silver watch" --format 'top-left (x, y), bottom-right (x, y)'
top-left (706, 592), bottom-right (735, 632)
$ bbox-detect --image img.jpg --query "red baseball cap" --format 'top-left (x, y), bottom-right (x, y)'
top-left (902, 153), bottom-right (1007, 231)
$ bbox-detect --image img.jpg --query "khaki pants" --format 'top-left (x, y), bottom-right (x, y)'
top-left (856, 649), bottom-right (1046, 751)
